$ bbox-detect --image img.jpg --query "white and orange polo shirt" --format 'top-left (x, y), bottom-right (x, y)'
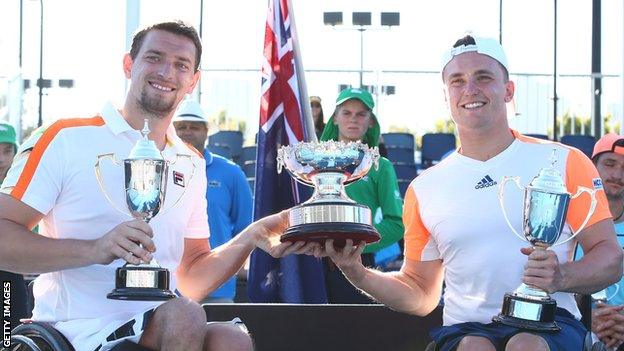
top-left (403, 131), bottom-right (610, 326)
top-left (1, 102), bottom-right (208, 349)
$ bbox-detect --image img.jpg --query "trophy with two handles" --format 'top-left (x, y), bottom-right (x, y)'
top-left (493, 149), bottom-right (597, 331)
top-left (276, 140), bottom-right (381, 248)
top-left (95, 119), bottom-right (195, 301)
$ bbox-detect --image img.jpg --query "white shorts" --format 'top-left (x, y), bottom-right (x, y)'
top-left (54, 307), bottom-right (245, 351)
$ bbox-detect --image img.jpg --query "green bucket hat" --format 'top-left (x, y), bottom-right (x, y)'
top-left (0, 123), bottom-right (17, 151)
top-left (335, 88), bottom-right (375, 110)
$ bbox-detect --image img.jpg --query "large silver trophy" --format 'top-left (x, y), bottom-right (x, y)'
top-left (95, 119), bottom-right (194, 301)
top-left (493, 149), bottom-right (597, 331)
top-left (276, 140), bottom-right (381, 248)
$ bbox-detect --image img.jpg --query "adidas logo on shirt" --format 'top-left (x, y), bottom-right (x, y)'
top-left (475, 175), bottom-right (498, 189)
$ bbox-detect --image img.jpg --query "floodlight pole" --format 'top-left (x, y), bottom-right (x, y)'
top-left (37, 0), bottom-right (43, 127)
top-left (359, 28), bottom-right (364, 88)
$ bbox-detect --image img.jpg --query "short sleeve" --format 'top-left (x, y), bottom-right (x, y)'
top-left (565, 148), bottom-right (611, 232)
top-left (403, 183), bottom-right (440, 261)
top-left (1, 126), bottom-right (64, 215)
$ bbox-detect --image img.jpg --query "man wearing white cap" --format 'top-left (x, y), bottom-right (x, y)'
top-left (316, 35), bottom-right (622, 350)
top-left (173, 100), bottom-right (253, 303)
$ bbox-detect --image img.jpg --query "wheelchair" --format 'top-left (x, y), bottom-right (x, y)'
top-left (5, 319), bottom-right (156, 351)
top-left (5, 320), bottom-right (154, 351)
top-left (424, 294), bottom-right (608, 351)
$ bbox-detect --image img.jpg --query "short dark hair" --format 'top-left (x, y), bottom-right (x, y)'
top-left (450, 35), bottom-right (509, 82)
top-left (130, 20), bottom-right (202, 71)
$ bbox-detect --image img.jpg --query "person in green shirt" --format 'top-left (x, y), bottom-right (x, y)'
top-left (319, 87), bottom-right (404, 303)
top-left (0, 123), bottom-right (28, 329)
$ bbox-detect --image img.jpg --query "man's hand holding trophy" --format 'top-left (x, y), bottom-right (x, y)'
top-left (95, 119), bottom-right (195, 301)
top-left (276, 140), bottom-right (381, 249)
top-left (493, 149), bottom-right (597, 331)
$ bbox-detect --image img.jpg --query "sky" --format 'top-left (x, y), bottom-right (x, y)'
top-left (0, 0), bottom-right (623, 141)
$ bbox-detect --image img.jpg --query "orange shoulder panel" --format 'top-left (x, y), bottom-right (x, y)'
top-left (564, 148), bottom-right (611, 232)
top-left (403, 184), bottom-right (432, 261)
top-left (11, 116), bottom-right (105, 200)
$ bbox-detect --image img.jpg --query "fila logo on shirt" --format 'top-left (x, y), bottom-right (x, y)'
top-left (173, 171), bottom-right (185, 187)
top-left (475, 175), bottom-right (498, 190)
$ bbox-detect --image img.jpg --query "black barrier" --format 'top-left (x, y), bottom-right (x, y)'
top-left (203, 303), bottom-right (443, 351)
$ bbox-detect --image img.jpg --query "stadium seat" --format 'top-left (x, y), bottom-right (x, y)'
top-left (209, 131), bottom-right (244, 162)
top-left (421, 133), bottom-right (456, 169)
top-left (386, 147), bottom-right (415, 165)
top-left (239, 145), bottom-right (257, 167)
top-left (393, 163), bottom-right (418, 182)
top-left (242, 161), bottom-right (256, 178)
top-left (560, 134), bottom-right (596, 159)
top-left (207, 144), bottom-right (232, 160)
top-left (382, 132), bottom-right (415, 150)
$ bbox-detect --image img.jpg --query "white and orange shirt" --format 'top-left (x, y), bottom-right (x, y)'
top-left (403, 131), bottom-right (610, 326)
top-left (1, 103), bottom-right (208, 347)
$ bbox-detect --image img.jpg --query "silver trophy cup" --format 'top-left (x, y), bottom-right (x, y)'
top-left (493, 149), bottom-right (597, 331)
top-left (95, 119), bottom-right (195, 301)
top-left (276, 140), bottom-right (381, 248)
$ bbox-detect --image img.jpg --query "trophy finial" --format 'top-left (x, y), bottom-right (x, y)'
top-left (128, 119), bottom-right (163, 160)
top-left (141, 119), bottom-right (150, 140)
top-left (528, 148), bottom-right (566, 194)
top-left (549, 148), bottom-right (558, 168)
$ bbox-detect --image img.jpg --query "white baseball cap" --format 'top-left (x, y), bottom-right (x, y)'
top-left (173, 100), bottom-right (208, 123)
top-left (441, 35), bottom-right (509, 74)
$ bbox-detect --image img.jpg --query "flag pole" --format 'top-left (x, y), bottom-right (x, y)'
top-left (286, 0), bottom-right (316, 142)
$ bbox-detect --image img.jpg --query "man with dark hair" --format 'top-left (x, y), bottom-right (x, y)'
top-left (576, 133), bottom-right (624, 350)
top-left (0, 20), bottom-right (314, 351)
top-left (313, 35), bottom-right (623, 351)
top-left (129, 20), bottom-right (203, 72)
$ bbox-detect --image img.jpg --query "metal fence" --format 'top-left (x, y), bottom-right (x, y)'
top-left (198, 68), bottom-right (622, 143)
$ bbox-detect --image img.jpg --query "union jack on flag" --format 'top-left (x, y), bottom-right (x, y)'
top-left (247, 0), bottom-right (327, 303)
top-left (258, 0), bottom-right (313, 144)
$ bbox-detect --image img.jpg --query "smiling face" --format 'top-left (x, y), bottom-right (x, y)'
top-left (123, 29), bottom-right (200, 119)
top-left (442, 52), bottom-right (514, 133)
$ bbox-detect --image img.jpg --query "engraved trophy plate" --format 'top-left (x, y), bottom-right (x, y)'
top-left (95, 119), bottom-right (195, 301)
top-left (276, 140), bottom-right (381, 248)
top-left (493, 149), bottom-right (597, 331)
top-left (126, 270), bottom-right (158, 288)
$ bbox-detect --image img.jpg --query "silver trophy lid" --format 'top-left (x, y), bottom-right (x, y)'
top-left (529, 149), bottom-right (567, 194)
top-left (128, 119), bottom-right (163, 160)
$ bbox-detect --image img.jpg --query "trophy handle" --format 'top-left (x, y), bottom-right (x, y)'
top-left (95, 153), bottom-right (131, 217)
top-left (158, 154), bottom-right (197, 216)
top-left (371, 146), bottom-right (380, 171)
top-left (277, 147), bottom-right (285, 174)
top-left (554, 186), bottom-right (597, 247)
top-left (498, 176), bottom-right (528, 243)
top-left (592, 283), bottom-right (619, 303)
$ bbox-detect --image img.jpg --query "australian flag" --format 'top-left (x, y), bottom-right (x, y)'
top-left (247, 0), bottom-right (327, 303)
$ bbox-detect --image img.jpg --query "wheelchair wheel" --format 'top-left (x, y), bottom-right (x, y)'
top-left (8, 322), bottom-right (74, 351)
